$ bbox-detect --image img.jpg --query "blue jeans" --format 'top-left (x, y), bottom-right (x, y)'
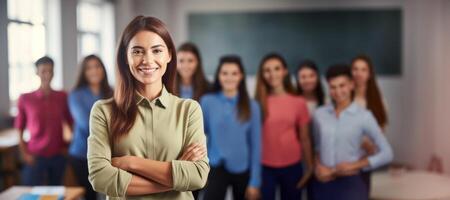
top-left (262, 162), bottom-right (303, 200)
top-left (21, 154), bottom-right (66, 186)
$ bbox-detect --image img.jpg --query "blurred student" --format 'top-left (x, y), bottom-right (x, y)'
top-left (175, 43), bottom-right (210, 199)
top-left (201, 56), bottom-right (261, 200)
top-left (255, 53), bottom-right (313, 200)
top-left (87, 16), bottom-right (208, 200)
top-left (296, 60), bottom-right (326, 114)
top-left (296, 60), bottom-right (326, 200)
top-left (311, 64), bottom-right (393, 200)
top-left (68, 55), bottom-right (113, 200)
top-left (351, 55), bottom-right (389, 190)
top-left (351, 55), bottom-right (388, 129)
top-left (15, 56), bottom-right (73, 185)
top-left (175, 43), bottom-right (210, 196)
top-left (175, 42), bottom-right (210, 101)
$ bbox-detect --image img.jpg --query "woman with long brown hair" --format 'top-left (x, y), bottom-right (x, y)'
top-left (350, 55), bottom-right (388, 192)
top-left (87, 16), bottom-right (209, 200)
top-left (296, 60), bottom-right (326, 114)
top-left (201, 55), bottom-right (261, 200)
top-left (175, 43), bottom-right (209, 200)
top-left (351, 55), bottom-right (388, 128)
top-left (255, 53), bottom-right (313, 200)
top-left (68, 54), bottom-right (112, 200)
top-left (174, 42), bottom-right (210, 101)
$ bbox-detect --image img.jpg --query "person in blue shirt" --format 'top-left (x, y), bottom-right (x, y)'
top-left (311, 64), bottom-right (393, 200)
top-left (68, 55), bottom-right (113, 200)
top-left (201, 55), bottom-right (262, 200)
top-left (175, 43), bottom-right (210, 101)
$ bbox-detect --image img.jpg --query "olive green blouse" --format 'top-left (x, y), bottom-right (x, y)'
top-left (87, 87), bottom-right (209, 200)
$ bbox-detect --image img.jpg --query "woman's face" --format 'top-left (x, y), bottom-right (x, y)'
top-left (262, 58), bottom-right (288, 90)
top-left (218, 62), bottom-right (242, 93)
top-left (177, 51), bottom-right (198, 81)
top-left (127, 31), bottom-right (172, 86)
top-left (351, 59), bottom-right (370, 86)
top-left (297, 67), bottom-right (319, 93)
top-left (84, 59), bottom-right (105, 86)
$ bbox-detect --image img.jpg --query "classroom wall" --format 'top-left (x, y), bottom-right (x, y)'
top-left (430, 0), bottom-right (450, 172)
top-left (115, 0), bottom-right (135, 43)
top-left (0, 0), bottom-right (10, 117)
top-left (401, 0), bottom-right (450, 172)
top-left (127, 0), bottom-right (450, 172)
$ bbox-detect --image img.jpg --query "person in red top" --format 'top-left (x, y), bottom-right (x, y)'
top-left (15, 56), bottom-right (73, 185)
top-left (255, 53), bottom-right (313, 200)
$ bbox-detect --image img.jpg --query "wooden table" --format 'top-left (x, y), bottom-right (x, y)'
top-left (0, 128), bottom-right (18, 151)
top-left (371, 170), bottom-right (450, 200)
top-left (0, 186), bottom-right (85, 200)
top-left (0, 128), bottom-right (19, 188)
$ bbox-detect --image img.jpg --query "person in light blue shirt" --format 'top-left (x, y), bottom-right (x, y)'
top-left (201, 55), bottom-right (262, 200)
top-left (68, 55), bottom-right (113, 200)
top-left (311, 64), bottom-right (393, 200)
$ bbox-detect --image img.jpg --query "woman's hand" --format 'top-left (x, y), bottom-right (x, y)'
top-left (297, 167), bottom-right (313, 188)
top-left (315, 163), bottom-right (335, 182)
top-left (179, 143), bottom-right (207, 161)
top-left (112, 155), bottom-right (135, 171)
top-left (245, 186), bottom-right (260, 200)
top-left (335, 162), bottom-right (360, 177)
top-left (22, 151), bottom-right (35, 166)
top-left (362, 136), bottom-right (377, 155)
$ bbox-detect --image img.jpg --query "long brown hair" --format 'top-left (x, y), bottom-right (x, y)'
top-left (212, 55), bottom-right (251, 122)
top-left (73, 54), bottom-right (113, 99)
top-left (110, 16), bottom-right (177, 143)
top-left (174, 42), bottom-right (210, 101)
top-left (351, 55), bottom-right (388, 127)
top-left (255, 53), bottom-right (295, 119)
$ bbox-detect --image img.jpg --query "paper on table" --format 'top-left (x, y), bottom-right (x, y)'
top-left (30, 186), bottom-right (65, 195)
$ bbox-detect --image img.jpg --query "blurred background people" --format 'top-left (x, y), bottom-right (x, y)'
top-left (295, 60), bottom-right (326, 200)
top-left (255, 53), bottom-right (313, 200)
top-left (351, 55), bottom-right (389, 191)
top-left (311, 64), bottom-right (393, 200)
top-left (201, 55), bottom-right (261, 200)
top-left (68, 54), bottom-right (113, 200)
top-left (15, 56), bottom-right (73, 186)
top-left (175, 42), bottom-right (210, 102)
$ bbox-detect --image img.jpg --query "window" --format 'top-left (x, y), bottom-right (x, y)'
top-left (77, 0), bottom-right (115, 84)
top-left (7, 0), bottom-right (46, 102)
top-left (77, 1), bottom-right (101, 57)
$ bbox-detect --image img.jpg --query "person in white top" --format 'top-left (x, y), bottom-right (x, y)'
top-left (351, 54), bottom-right (389, 192)
top-left (295, 60), bottom-right (326, 200)
top-left (296, 60), bottom-right (326, 114)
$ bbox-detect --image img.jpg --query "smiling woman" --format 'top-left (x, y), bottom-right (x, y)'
top-left (86, 16), bottom-right (210, 200)
top-left (200, 56), bottom-right (262, 200)
top-left (255, 53), bottom-right (313, 200)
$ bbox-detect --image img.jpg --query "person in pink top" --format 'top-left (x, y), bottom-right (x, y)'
top-left (255, 53), bottom-right (313, 200)
top-left (15, 56), bottom-right (73, 185)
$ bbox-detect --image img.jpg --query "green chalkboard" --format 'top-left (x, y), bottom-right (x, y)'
top-left (188, 9), bottom-right (402, 76)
